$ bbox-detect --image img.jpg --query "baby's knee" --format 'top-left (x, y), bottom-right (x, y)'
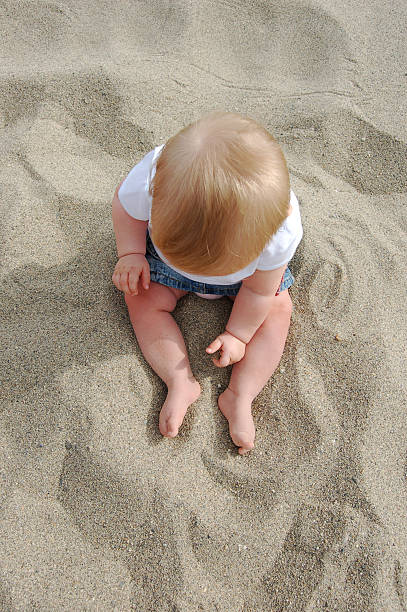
top-left (125, 284), bottom-right (178, 314)
top-left (271, 290), bottom-right (293, 318)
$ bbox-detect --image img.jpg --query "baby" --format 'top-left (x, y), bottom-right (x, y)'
top-left (112, 112), bottom-right (302, 454)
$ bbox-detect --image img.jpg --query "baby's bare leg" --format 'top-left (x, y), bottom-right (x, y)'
top-left (125, 283), bottom-right (200, 437)
top-left (219, 290), bottom-right (292, 454)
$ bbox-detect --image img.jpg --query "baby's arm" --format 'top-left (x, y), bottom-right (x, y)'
top-left (112, 184), bottom-right (150, 295)
top-left (206, 266), bottom-right (286, 366)
top-left (226, 266), bottom-right (286, 343)
top-left (112, 183), bottom-right (148, 257)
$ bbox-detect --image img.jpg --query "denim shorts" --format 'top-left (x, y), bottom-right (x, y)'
top-left (145, 233), bottom-right (294, 297)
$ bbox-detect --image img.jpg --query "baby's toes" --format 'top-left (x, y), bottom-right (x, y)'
top-left (231, 430), bottom-right (255, 455)
top-left (165, 418), bottom-right (179, 438)
top-left (159, 412), bottom-right (179, 438)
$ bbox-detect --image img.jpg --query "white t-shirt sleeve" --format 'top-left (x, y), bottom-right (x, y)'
top-left (117, 148), bottom-right (159, 221)
top-left (257, 191), bottom-right (303, 271)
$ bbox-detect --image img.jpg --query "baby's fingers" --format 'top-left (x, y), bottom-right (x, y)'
top-left (119, 271), bottom-right (131, 295)
top-left (141, 262), bottom-right (150, 290)
top-left (206, 337), bottom-right (222, 354)
top-left (128, 269), bottom-right (141, 295)
top-left (112, 270), bottom-right (121, 291)
top-left (212, 349), bottom-right (231, 368)
top-left (112, 270), bottom-right (126, 293)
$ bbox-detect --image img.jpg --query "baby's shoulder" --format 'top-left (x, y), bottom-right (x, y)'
top-left (275, 191), bottom-right (302, 239)
top-left (256, 191), bottom-right (303, 269)
top-left (119, 145), bottom-right (162, 197)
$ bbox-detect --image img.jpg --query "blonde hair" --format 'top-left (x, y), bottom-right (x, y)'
top-left (150, 112), bottom-right (290, 275)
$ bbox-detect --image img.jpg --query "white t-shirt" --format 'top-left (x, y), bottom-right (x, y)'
top-left (118, 146), bottom-right (303, 285)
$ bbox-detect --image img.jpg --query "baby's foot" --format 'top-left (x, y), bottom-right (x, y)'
top-left (159, 378), bottom-right (201, 438)
top-left (218, 387), bottom-right (255, 455)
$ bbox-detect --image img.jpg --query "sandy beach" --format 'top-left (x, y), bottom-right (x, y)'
top-left (1, 0), bottom-right (406, 609)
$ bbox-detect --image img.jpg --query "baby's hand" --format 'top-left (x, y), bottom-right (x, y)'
top-left (206, 331), bottom-right (246, 367)
top-left (112, 254), bottom-right (150, 295)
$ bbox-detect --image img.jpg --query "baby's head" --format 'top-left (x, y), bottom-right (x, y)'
top-left (150, 112), bottom-right (290, 275)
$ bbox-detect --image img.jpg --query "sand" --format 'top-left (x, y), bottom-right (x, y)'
top-left (1, 0), bottom-right (406, 610)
